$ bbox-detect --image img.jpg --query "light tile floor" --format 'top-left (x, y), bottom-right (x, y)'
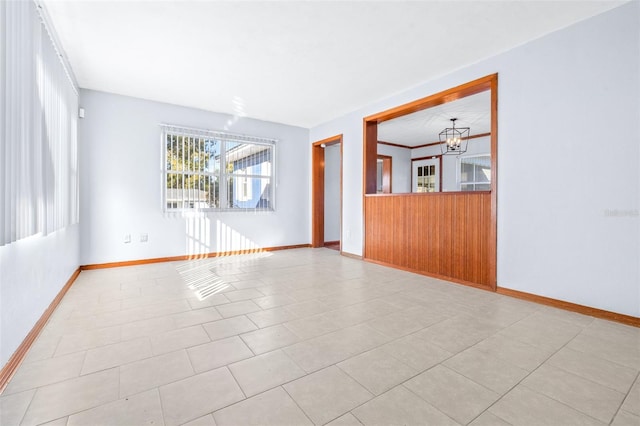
top-left (2, 248), bottom-right (639, 425)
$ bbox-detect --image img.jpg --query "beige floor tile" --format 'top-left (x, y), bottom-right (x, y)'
top-left (21, 368), bottom-right (119, 426)
top-left (365, 310), bottom-right (428, 339)
top-left (379, 333), bottom-right (452, 372)
top-left (6, 250), bottom-right (640, 426)
top-left (325, 413), bottom-right (363, 426)
top-left (120, 315), bottom-right (176, 340)
top-left (4, 351), bottom-right (85, 394)
top-left (81, 337), bottom-right (152, 374)
top-left (537, 305), bottom-right (595, 328)
top-left (119, 349), bottom-right (194, 396)
top-left (187, 293), bottom-right (231, 310)
top-left (39, 416), bottom-right (68, 425)
top-left (284, 324), bottom-right (390, 373)
top-left (213, 386), bottom-right (312, 425)
top-left (216, 300), bottom-right (262, 318)
top-left (187, 336), bottom-right (254, 373)
top-left (472, 334), bottom-right (554, 371)
top-left (489, 386), bottom-right (604, 426)
top-left (621, 379), bottom-right (640, 416)
top-left (253, 294), bottom-right (296, 310)
top-left (352, 385), bottom-right (458, 426)
top-left (444, 347), bottom-right (529, 394)
top-left (568, 332), bottom-right (640, 370)
top-left (285, 300), bottom-right (331, 318)
top-left (468, 411), bottom-right (512, 426)
top-left (67, 388), bottom-right (163, 425)
top-left (582, 319), bottom-right (640, 346)
top-left (497, 313), bottom-right (583, 351)
top-left (229, 349), bottom-right (306, 397)
top-left (54, 326), bottom-right (121, 356)
top-left (611, 410), bottom-right (640, 426)
top-left (224, 288), bottom-right (266, 302)
top-left (548, 347), bottom-right (638, 393)
top-left (0, 389), bottom-right (35, 426)
top-left (203, 315), bottom-right (258, 340)
top-left (337, 347), bottom-right (416, 395)
top-left (159, 367), bottom-right (245, 426)
top-left (412, 315), bottom-right (503, 353)
top-left (522, 364), bottom-right (625, 423)
top-left (23, 334), bottom-right (62, 363)
top-left (240, 324), bottom-right (300, 354)
top-left (284, 314), bottom-right (342, 340)
top-left (404, 365), bottom-right (499, 425)
top-left (247, 306), bottom-right (298, 328)
top-left (150, 325), bottom-right (210, 355)
top-left (171, 307), bottom-right (222, 328)
top-left (284, 366), bottom-right (373, 425)
top-left (182, 414), bottom-right (217, 426)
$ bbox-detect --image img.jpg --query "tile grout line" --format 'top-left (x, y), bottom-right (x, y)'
top-left (607, 370), bottom-right (640, 424)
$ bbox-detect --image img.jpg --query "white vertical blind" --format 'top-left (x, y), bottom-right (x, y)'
top-left (0, 0), bottom-right (79, 246)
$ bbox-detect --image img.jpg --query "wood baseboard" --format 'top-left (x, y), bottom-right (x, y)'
top-left (496, 287), bottom-right (640, 328)
top-left (0, 268), bottom-right (81, 394)
top-left (80, 244), bottom-right (312, 270)
top-left (323, 240), bottom-right (340, 246)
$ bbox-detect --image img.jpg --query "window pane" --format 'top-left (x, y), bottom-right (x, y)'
top-left (460, 155), bottom-right (491, 191)
top-left (227, 177), bottom-right (272, 209)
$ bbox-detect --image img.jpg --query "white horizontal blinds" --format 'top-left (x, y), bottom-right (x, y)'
top-left (0, 0), bottom-right (79, 246)
top-left (161, 124), bottom-right (275, 211)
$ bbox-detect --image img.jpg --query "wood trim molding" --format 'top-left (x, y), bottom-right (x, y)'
top-left (311, 142), bottom-right (325, 248)
top-left (81, 244), bottom-right (312, 270)
top-left (365, 74), bottom-right (497, 123)
top-left (323, 240), bottom-right (340, 246)
top-left (0, 268), bottom-right (81, 394)
top-left (311, 134), bottom-right (343, 249)
top-left (496, 287), bottom-right (640, 328)
top-left (410, 132), bottom-right (492, 150)
top-left (411, 155), bottom-right (441, 162)
top-left (379, 132), bottom-right (491, 151)
top-left (378, 140), bottom-right (411, 149)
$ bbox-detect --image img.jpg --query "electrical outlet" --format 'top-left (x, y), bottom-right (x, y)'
top-left (124, 234), bottom-right (131, 244)
top-left (140, 233), bottom-right (148, 243)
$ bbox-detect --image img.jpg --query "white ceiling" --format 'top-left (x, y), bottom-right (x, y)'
top-left (378, 90), bottom-right (491, 147)
top-left (42, 0), bottom-right (626, 129)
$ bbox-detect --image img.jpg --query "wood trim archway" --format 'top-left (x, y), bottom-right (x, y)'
top-left (362, 74), bottom-right (498, 290)
top-left (311, 135), bottom-right (343, 249)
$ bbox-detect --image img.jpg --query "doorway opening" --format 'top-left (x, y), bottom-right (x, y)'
top-left (311, 135), bottom-right (343, 251)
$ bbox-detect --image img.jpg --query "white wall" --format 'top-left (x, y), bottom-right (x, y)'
top-left (0, 226), bottom-right (80, 366)
top-left (377, 144), bottom-right (411, 193)
top-left (324, 144), bottom-right (341, 242)
top-left (310, 2), bottom-right (639, 316)
top-left (79, 90), bottom-right (310, 265)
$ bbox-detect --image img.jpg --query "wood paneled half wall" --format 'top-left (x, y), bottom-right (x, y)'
top-left (363, 74), bottom-right (498, 290)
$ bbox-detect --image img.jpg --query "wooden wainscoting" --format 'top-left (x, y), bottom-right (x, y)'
top-left (364, 192), bottom-right (495, 290)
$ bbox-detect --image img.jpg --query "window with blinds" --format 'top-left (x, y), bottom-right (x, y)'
top-left (0, 0), bottom-right (79, 246)
top-left (162, 125), bottom-right (275, 211)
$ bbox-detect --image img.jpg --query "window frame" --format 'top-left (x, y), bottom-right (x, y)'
top-left (457, 153), bottom-right (491, 192)
top-left (161, 124), bottom-right (276, 213)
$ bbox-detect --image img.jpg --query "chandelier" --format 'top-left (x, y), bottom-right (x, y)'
top-left (439, 118), bottom-right (470, 155)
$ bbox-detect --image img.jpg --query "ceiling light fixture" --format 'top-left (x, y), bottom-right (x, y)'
top-left (439, 118), bottom-right (470, 155)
